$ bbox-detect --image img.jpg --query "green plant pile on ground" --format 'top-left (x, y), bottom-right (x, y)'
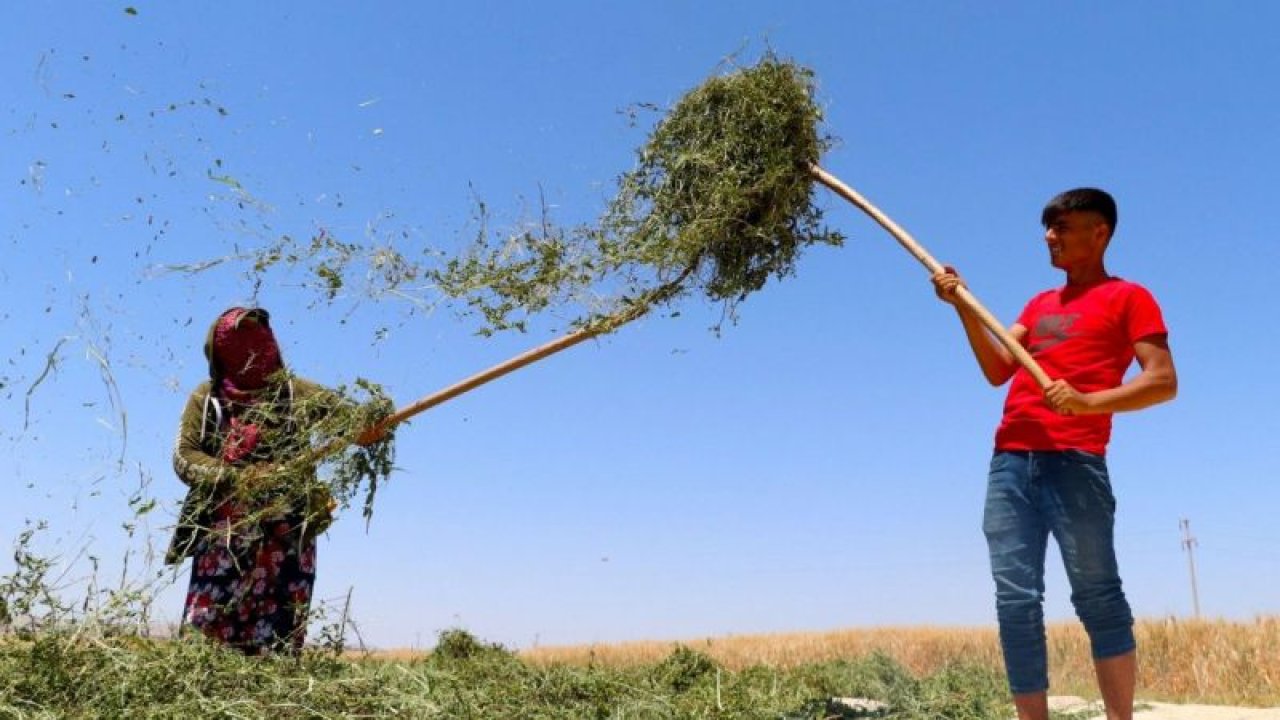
top-left (0, 629), bottom-right (1015, 719)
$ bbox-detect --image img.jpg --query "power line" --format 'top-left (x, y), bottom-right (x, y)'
top-left (1179, 518), bottom-right (1201, 619)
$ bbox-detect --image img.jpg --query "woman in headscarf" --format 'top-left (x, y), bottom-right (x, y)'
top-left (166, 307), bottom-right (385, 654)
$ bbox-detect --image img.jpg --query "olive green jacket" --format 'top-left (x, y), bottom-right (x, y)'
top-left (165, 376), bottom-right (337, 565)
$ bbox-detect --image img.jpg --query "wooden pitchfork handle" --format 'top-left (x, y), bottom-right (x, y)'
top-left (304, 320), bottom-right (622, 466)
top-left (808, 163), bottom-right (1053, 390)
top-left (304, 269), bottom-right (694, 465)
top-left (376, 318), bottom-right (615, 431)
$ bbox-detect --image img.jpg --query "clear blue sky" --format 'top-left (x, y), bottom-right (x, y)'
top-left (3, 3), bottom-right (1278, 650)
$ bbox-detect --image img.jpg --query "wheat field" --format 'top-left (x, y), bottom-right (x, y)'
top-left (515, 617), bottom-right (1280, 707)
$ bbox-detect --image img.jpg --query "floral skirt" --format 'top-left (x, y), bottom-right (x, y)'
top-left (182, 500), bottom-right (317, 655)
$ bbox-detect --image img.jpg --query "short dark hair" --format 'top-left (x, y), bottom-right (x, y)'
top-left (1041, 188), bottom-right (1117, 237)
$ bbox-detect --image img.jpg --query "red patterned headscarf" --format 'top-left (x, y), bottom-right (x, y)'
top-left (206, 308), bottom-right (283, 463)
top-left (209, 307), bottom-right (283, 397)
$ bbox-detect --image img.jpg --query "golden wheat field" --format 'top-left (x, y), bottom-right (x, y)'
top-left (493, 617), bottom-right (1280, 707)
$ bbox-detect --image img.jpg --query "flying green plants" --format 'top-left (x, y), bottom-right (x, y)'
top-left (432, 55), bottom-right (844, 336)
top-left (359, 56), bottom-right (847, 439)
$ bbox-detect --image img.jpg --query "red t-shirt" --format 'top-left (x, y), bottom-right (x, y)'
top-left (994, 277), bottom-right (1168, 455)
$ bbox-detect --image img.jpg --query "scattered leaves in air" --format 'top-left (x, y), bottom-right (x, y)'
top-left (153, 55), bottom-right (840, 345)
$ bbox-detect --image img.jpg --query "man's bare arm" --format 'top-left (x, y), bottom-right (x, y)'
top-left (933, 269), bottom-right (1024, 387)
top-left (1044, 335), bottom-right (1177, 415)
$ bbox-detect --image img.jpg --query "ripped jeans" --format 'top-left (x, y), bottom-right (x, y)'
top-left (984, 450), bottom-right (1135, 694)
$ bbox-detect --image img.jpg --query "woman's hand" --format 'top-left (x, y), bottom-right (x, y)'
top-left (355, 423), bottom-right (388, 447)
top-left (303, 483), bottom-right (338, 537)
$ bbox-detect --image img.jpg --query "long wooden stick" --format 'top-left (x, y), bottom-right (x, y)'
top-left (808, 163), bottom-right (1052, 389)
top-left (378, 269), bottom-right (690, 430)
top-left (305, 271), bottom-right (692, 465)
top-left (300, 321), bottom-right (614, 467)
top-left (382, 322), bottom-right (605, 427)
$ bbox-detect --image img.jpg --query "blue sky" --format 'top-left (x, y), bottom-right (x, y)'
top-left (3, 3), bottom-right (1278, 650)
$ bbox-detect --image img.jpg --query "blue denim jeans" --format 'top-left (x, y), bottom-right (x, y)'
top-left (984, 450), bottom-right (1135, 694)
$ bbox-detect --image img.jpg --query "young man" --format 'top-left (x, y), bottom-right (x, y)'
top-left (932, 188), bottom-right (1177, 720)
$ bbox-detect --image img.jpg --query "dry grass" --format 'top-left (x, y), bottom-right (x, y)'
top-left (508, 616), bottom-right (1280, 707)
top-left (518, 625), bottom-right (1002, 676)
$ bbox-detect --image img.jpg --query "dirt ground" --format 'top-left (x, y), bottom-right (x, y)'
top-left (1047, 695), bottom-right (1280, 719)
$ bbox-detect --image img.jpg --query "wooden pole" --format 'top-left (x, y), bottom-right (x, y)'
top-left (808, 164), bottom-right (1052, 390)
top-left (1180, 518), bottom-right (1202, 619)
top-left (306, 271), bottom-right (692, 465)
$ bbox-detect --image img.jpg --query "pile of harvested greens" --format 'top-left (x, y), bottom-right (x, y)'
top-left (431, 55), bottom-right (843, 335)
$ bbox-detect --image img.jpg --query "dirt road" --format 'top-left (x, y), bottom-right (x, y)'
top-left (1048, 696), bottom-right (1280, 719)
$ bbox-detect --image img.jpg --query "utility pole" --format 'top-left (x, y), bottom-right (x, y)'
top-left (1180, 518), bottom-right (1201, 619)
